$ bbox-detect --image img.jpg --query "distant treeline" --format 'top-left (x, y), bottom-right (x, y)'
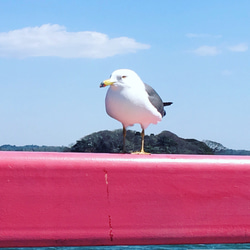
top-left (0, 144), bottom-right (69, 152)
top-left (1, 130), bottom-right (250, 155)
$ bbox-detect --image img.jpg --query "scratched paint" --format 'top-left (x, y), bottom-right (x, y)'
top-left (104, 169), bottom-right (113, 242)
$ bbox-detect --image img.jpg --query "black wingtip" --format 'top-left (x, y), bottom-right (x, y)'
top-left (163, 102), bottom-right (173, 106)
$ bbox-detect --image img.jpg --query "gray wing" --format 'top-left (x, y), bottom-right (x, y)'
top-left (144, 83), bottom-right (166, 117)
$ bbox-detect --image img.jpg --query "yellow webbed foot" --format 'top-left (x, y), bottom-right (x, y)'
top-left (131, 150), bottom-right (151, 155)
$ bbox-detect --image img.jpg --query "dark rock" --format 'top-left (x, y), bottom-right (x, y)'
top-left (70, 129), bottom-right (214, 154)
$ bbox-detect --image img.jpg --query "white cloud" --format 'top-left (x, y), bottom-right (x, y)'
top-left (228, 43), bottom-right (248, 52)
top-left (0, 24), bottom-right (150, 58)
top-left (186, 33), bottom-right (222, 38)
top-left (191, 45), bottom-right (221, 56)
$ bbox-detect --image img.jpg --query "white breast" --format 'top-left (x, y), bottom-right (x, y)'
top-left (105, 84), bottom-right (162, 129)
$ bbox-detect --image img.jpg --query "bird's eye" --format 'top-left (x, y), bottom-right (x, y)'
top-left (122, 76), bottom-right (127, 79)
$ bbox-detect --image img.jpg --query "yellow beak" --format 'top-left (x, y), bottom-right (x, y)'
top-left (100, 79), bottom-right (114, 88)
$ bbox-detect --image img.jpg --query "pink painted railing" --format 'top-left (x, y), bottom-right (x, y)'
top-left (0, 151), bottom-right (250, 247)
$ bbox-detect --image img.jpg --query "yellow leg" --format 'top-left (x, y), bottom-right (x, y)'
top-left (140, 129), bottom-right (145, 153)
top-left (122, 126), bottom-right (126, 153)
top-left (132, 129), bottom-right (150, 155)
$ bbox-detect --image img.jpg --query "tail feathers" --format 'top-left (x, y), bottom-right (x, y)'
top-left (163, 102), bottom-right (173, 106)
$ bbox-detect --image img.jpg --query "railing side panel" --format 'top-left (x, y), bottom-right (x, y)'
top-left (0, 152), bottom-right (250, 247)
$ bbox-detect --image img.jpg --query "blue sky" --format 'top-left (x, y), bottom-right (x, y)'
top-left (0, 0), bottom-right (249, 150)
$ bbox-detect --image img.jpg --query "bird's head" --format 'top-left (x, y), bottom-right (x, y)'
top-left (100, 69), bottom-right (143, 88)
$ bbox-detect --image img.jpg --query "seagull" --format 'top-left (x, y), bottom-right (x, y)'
top-left (100, 69), bottom-right (172, 154)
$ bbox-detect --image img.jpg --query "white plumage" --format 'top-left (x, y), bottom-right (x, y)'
top-left (105, 70), bottom-right (162, 129)
top-left (100, 69), bottom-right (172, 154)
